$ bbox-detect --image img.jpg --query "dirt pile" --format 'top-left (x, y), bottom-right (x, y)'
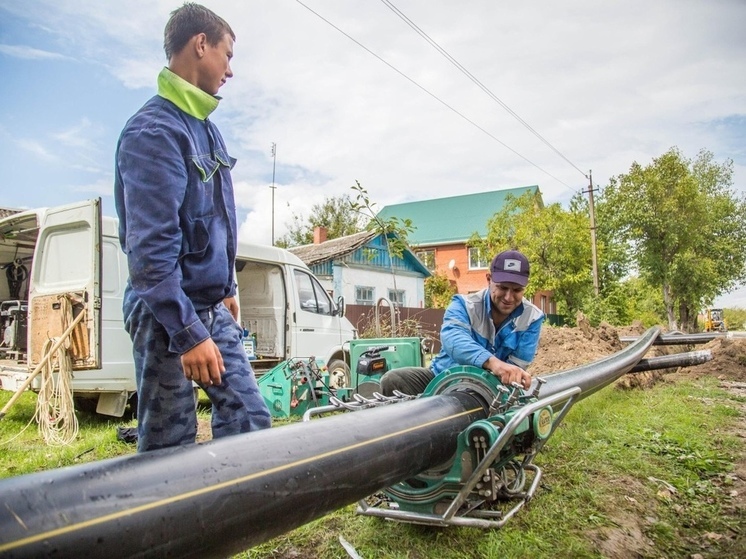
top-left (670, 336), bottom-right (746, 382)
top-left (530, 314), bottom-right (627, 375)
top-left (530, 316), bottom-right (746, 385)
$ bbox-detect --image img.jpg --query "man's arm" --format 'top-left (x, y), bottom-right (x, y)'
top-left (494, 308), bottom-right (544, 389)
top-left (439, 296), bottom-right (493, 366)
top-left (482, 355), bottom-right (532, 389)
top-left (507, 312), bottom-right (543, 368)
top-left (441, 296), bottom-right (539, 389)
top-left (117, 123), bottom-right (211, 355)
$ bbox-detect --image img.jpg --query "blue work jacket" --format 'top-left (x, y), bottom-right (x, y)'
top-left (430, 288), bottom-right (544, 375)
top-left (114, 95), bottom-right (237, 354)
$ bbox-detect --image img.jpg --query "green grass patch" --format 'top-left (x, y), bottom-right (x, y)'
top-left (0, 390), bottom-right (137, 478)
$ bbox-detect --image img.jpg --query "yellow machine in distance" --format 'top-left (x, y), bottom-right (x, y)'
top-left (703, 308), bottom-right (727, 332)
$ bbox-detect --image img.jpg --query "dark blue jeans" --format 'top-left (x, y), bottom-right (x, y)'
top-left (124, 293), bottom-right (271, 452)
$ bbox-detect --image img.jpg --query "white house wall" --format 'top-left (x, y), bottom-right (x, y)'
top-left (332, 265), bottom-right (425, 308)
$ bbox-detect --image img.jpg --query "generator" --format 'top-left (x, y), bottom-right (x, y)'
top-left (349, 337), bottom-right (425, 397)
top-left (0, 300), bottom-right (28, 360)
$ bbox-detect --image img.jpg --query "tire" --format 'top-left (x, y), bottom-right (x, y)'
top-left (125, 392), bottom-right (138, 420)
top-left (327, 359), bottom-right (351, 389)
top-left (73, 396), bottom-right (98, 414)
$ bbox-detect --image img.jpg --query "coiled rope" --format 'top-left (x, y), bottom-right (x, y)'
top-left (34, 295), bottom-right (79, 445)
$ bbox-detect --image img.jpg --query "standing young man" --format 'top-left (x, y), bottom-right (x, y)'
top-left (114, 3), bottom-right (271, 452)
top-left (381, 249), bottom-right (544, 396)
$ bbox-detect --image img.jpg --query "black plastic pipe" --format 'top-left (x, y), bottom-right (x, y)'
top-left (537, 326), bottom-right (661, 406)
top-left (0, 391), bottom-right (486, 558)
top-left (629, 349), bottom-right (712, 373)
top-left (0, 327), bottom-right (662, 558)
top-left (619, 332), bottom-right (722, 345)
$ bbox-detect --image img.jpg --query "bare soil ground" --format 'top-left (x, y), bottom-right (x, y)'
top-left (531, 317), bottom-right (746, 383)
top-left (530, 317), bottom-right (746, 559)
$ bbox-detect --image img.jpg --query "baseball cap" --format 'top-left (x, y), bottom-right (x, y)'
top-left (490, 250), bottom-right (530, 287)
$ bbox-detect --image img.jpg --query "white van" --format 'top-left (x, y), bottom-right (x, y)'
top-left (0, 199), bottom-right (356, 417)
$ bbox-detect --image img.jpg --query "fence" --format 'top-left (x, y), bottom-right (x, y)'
top-left (344, 304), bottom-right (445, 354)
top-left (343, 305), bottom-right (566, 353)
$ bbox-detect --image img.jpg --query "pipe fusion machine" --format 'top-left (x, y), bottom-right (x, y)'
top-left (0, 327), bottom-right (714, 558)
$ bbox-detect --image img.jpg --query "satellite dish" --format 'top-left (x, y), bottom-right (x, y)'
top-left (448, 259), bottom-right (456, 270)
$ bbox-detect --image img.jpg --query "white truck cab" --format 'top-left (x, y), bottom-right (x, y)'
top-left (0, 199), bottom-right (356, 417)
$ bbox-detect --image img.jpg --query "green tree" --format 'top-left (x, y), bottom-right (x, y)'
top-left (723, 306), bottom-right (746, 331)
top-left (475, 190), bottom-right (597, 317)
top-left (350, 180), bottom-right (414, 260)
top-left (349, 180), bottom-right (416, 317)
top-left (580, 276), bottom-right (665, 327)
top-left (276, 193), bottom-right (365, 248)
top-left (425, 272), bottom-right (457, 309)
top-left (601, 147), bottom-right (746, 331)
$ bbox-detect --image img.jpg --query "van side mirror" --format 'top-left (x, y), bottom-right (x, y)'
top-left (335, 295), bottom-right (346, 317)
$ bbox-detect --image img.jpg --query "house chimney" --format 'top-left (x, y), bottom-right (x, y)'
top-left (313, 226), bottom-right (328, 244)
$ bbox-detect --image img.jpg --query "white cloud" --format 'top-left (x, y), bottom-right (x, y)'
top-left (17, 139), bottom-right (59, 162)
top-left (70, 177), bottom-right (114, 197)
top-left (211, 0), bottom-right (746, 210)
top-left (714, 284), bottom-right (746, 311)
top-left (52, 118), bottom-right (102, 150)
top-left (2, 0), bottom-right (745, 306)
top-left (0, 43), bottom-right (72, 60)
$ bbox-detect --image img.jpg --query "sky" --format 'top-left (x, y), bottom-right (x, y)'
top-left (1, 0), bottom-right (745, 308)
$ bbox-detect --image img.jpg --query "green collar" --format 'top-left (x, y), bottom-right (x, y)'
top-left (157, 67), bottom-right (219, 120)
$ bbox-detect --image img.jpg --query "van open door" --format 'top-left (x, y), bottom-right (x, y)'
top-left (27, 199), bottom-right (102, 371)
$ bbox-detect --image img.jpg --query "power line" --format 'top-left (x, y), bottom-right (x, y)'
top-left (294, 0), bottom-right (578, 193)
top-left (379, 0), bottom-right (588, 179)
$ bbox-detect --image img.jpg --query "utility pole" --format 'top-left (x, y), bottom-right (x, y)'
top-left (270, 142), bottom-right (277, 245)
top-left (587, 170), bottom-right (599, 296)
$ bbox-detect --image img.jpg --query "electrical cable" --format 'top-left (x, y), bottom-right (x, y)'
top-left (294, 0), bottom-right (577, 192)
top-left (0, 413), bottom-right (36, 446)
top-left (379, 0), bottom-right (588, 181)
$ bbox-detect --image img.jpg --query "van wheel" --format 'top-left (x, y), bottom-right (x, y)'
top-left (73, 397), bottom-right (98, 415)
top-left (328, 359), bottom-right (351, 389)
top-left (125, 392), bottom-right (138, 420)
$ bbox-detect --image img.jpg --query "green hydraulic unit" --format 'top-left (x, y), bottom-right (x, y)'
top-left (349, 337), bottom-right (425, 397)
top-left (257, 357), bottom-right (339, 419)
top-left (258, 338), bottom-right (426, 418)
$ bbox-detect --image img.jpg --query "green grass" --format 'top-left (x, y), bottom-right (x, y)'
top-left (0, 391), bottom-right (137, 477)
top-left (1, 377), bottom-right (743, 558)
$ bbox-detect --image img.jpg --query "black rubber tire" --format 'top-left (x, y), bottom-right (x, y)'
top-left (73, 396), bottom-right (98, 414)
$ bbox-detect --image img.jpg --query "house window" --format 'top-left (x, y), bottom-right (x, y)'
top-left (415, 249), bottom-right (435, 271)
top-left (388, 289), bottom-right (405, 307)
top-left (355, 286), bottom-right (375, 306)
top-left (468, 247), bottom-right (489, 269)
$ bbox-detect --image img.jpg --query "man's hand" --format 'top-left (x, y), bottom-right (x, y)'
top-left (181, 338), bottom-right (225, 386)
top-left (223, 296), bottom-right (239, 321)
top-left (483, 356), bottom-right (532, 389)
